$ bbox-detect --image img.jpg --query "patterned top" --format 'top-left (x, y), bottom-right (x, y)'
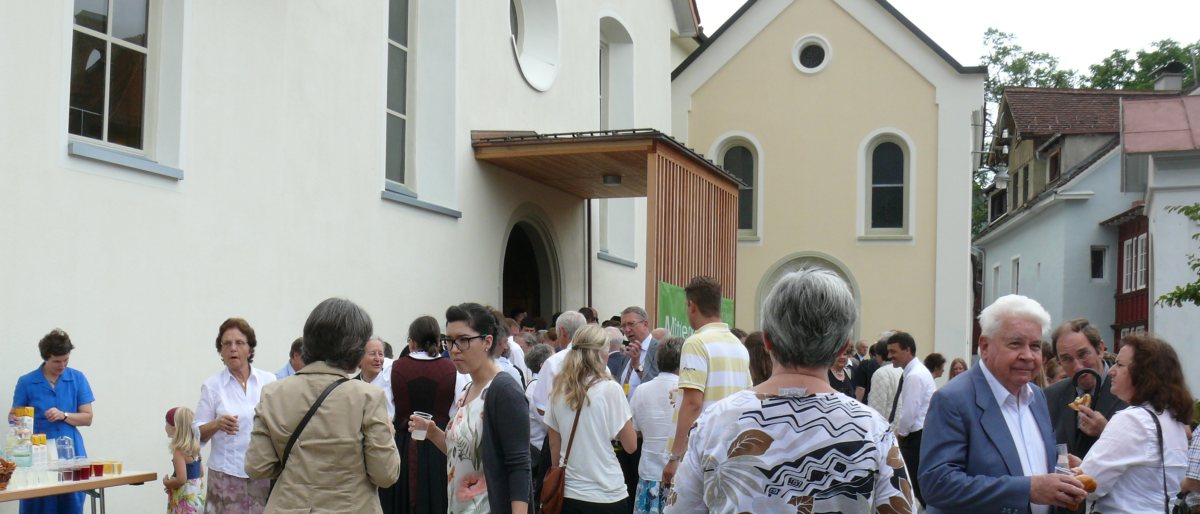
top-left (666, 390), bottom-right (913, 513)
top-left (1189, 428), bottom-right (1200, 481)
top-left (446, 380), bottom-right (491, 514)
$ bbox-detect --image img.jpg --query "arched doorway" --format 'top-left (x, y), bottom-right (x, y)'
top-left (756, 251), bottom-right (861, 339)
top-left (502, 220), bottom-right (559, 320)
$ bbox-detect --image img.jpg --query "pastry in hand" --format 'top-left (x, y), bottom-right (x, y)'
top-left (1068, 393), bottom-right (1092, 411)
top-left (1067, 474), bottom-right (1098, 510)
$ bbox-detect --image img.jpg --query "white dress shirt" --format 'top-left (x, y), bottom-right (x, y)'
top-left (362, 357), bottom-right (395, 419)
top-left (868, 365), bottom-right (904, 429)
top-left (507, 336), bottom-right (532, 384)
top-left (980, 363), bottom-right (1049, 514)
top-left (530, 343), bottom-right (571, 415)
top-left (896, 358), bottom-right (935, 437)
top-left (617, 335), bottom-right (656, 400)
top-left (194, 366), bottom-right (277, 478)
top-left (1081, 404), bottom-right (1188, 513)
top-left (629, 372), bottom-right (679, 481)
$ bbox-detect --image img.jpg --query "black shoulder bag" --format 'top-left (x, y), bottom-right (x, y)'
top-left (268, 377), bottom-right (349, 497)
top-left (1144, 406), bottom-right (1171, 514)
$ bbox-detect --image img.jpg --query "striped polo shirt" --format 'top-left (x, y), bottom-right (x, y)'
top-left (677, 322), bottom-right (752, 409)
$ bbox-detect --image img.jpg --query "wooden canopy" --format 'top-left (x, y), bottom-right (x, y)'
top-left (472, 129), bottom-right (742, 322)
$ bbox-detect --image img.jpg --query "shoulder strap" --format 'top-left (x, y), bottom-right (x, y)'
top-left (1142, 406), bottom-right (1169, 514)
top-left (281, 377), bottom-right (349, 470)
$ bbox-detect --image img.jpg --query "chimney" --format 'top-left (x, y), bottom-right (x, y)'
top-left (1153, 61), bottom-right (1186, 91)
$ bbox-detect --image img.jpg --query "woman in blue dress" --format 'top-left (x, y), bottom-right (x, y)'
top-left (9, 329), bottom-right (95, 514)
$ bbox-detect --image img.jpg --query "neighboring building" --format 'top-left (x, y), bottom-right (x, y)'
top-left (974, 67), bottom-right (1192, 358)
top-left (672, 0), bottom-right (986, 363)
top-left (1118, 90), bottom-right (1200, 390)
top-left (0, 1), bottom-right (722, 512)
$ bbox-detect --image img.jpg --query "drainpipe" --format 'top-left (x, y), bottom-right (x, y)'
top-left (586, 200), bottom-right (593, 308)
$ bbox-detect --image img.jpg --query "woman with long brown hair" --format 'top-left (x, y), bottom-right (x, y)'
top-left (1079, 333), bottom-right (1194, 512)
top-left (545, 324), bottom-right (638, 514)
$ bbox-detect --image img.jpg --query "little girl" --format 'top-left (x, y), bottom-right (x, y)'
top-left (163, 407), bottom-right (205, 514)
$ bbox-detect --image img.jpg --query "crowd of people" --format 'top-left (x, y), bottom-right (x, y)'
top-left (9, 267), bottom-right (1200, 513)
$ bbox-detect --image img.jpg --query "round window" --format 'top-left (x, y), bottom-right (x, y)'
top-left (509, 0), bottom-right (560, 91)
top-left (792, 35), bottom-right (831, 74)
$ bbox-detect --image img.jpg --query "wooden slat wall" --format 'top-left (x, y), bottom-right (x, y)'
top-left (645, 143), bottom-right (739, 323)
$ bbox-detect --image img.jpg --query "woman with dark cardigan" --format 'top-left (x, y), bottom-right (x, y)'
top-left (408, 303), bottom-right (531, 514)
top-left (386, 316), bottom-right (458, 514)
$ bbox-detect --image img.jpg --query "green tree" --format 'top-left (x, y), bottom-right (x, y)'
top-left (974, 29), bottom-right (1078, 235)
top-left (981, 28), bottom-right (1078, 105)
top-left (1157, 203), bottom-right (1200, 308)
top-left (1086, 39), bottom-right (1200, 90)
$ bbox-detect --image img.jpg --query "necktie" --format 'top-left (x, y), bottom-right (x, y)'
top-left (888, 372), bottom-right (905, 423)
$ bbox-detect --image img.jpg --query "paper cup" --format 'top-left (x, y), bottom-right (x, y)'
top-left (411, 412), bottom-right (433, 441)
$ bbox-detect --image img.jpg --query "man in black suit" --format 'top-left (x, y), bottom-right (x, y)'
top-left (1043, 318), bottom-right (1127, 460)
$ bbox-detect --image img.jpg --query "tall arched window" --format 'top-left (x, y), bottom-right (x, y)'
top-left (868, 139), bottom-right (907, 232)
top-left (722, 145), bottom-right (756, 233)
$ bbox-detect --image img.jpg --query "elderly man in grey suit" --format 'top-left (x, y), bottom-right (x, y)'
top-left (919, 295), bottom-right (1087, 514)
top-left (618, 306), bottom-right (660, 398)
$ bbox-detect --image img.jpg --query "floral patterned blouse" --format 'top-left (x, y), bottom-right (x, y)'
top-left (666, 390), bottom-right (914, 514)
top-left (445, 379), bottom-right (491, 514)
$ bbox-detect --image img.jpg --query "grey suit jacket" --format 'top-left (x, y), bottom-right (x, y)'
top-left (1043, 371), bottom-right (1126, 458)
top-left (641, 336), bottom-right (660, 382)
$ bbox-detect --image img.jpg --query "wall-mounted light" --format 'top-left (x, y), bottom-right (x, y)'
top-left (602, 174), bottom-right (622, 186)
top-left (993, 169), bottom-right (1010, 190)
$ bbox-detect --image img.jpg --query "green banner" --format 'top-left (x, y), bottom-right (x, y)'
top-left (656, 281), bottom-right (735, 338)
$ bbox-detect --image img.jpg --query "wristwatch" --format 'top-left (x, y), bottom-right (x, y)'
top-left (63, 412), bottom-right (70, 423)
top-left (668, 453), bottom-right (683, 462)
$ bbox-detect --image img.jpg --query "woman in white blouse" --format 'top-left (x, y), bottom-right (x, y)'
top-left (1079, 333), bottom-right (1194, 513)
top-left (629, 336), bottom-right (683, 514)
top-left (195, 317), bottom-right (277, 513)
top-left (357, 336), bottom-right (394, 419)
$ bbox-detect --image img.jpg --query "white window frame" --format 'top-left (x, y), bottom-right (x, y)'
top-left (68, 0), bottom-right (156, 155)
top-left (864, 135), bottom-right (911, 237)
top-left (1122, 238), bottom-right (1134, 293)
top-left (1011, 256), bottom-right (1021, 294)
top-left (710, 132), bottom-right (764, 241)
top-left (385, 0), bottom-right (413, 192)
top-left (1135, 234), bottom-right (1148, 290)
top-left (791, 34), bottom-right (831, 74)
top-left (992, 264), bottom-right (1000, 301)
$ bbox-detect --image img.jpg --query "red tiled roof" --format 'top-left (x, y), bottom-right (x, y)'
top-left (1003, 87), bottom-right (1177, 138)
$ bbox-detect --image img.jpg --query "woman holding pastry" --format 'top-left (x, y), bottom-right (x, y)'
top-left (1077, 334), bottom-right (1193, 512)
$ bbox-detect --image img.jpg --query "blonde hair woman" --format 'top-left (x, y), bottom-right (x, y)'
top-left (164, 406), bottom-right (205, 513)
top-left (545, 324), bottom-right (638, 514)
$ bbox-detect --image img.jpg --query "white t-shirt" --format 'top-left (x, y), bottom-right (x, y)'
top-left (544, 379), bottom-right (631, 503)
top-left (525, 377), bottom-right (547, 449)
top-left (630, 372), bottom-right (679, 481)
top-left (363, 357), bottom-right (395, 419)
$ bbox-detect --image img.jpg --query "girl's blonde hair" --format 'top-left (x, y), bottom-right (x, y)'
top-left (168, 407), bottom-right (201, 458)
top-left (550, 324), bottom-right (611, 411)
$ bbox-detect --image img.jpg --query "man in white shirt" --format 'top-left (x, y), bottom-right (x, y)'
top-left (887, 331), bottom-right (935, 508)
top-left (529, 311), bottom-right (587, 497)
top-left (919, 295), bottom-right (1088, 514)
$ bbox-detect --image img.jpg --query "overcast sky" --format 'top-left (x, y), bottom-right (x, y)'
top-left (695, 0), bottom-right (1200, 75)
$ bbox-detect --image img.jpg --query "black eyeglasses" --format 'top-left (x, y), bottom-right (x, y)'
top-left (440, 334), bottom-right (484, 352)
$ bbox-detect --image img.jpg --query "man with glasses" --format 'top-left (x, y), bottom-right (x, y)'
top-left (618, 306), bottom-right (660, 400)
top-left (1043, 318), bottom-right (1127, 460)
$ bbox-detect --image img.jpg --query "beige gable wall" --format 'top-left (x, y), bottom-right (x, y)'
top-left (687, 0), bottom-right (940, 346)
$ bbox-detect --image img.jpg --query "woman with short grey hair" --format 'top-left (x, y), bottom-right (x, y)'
top-left (666, 268), bottom-right (914, 513)
top-left (245, 298), bottom-right (400, 513)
